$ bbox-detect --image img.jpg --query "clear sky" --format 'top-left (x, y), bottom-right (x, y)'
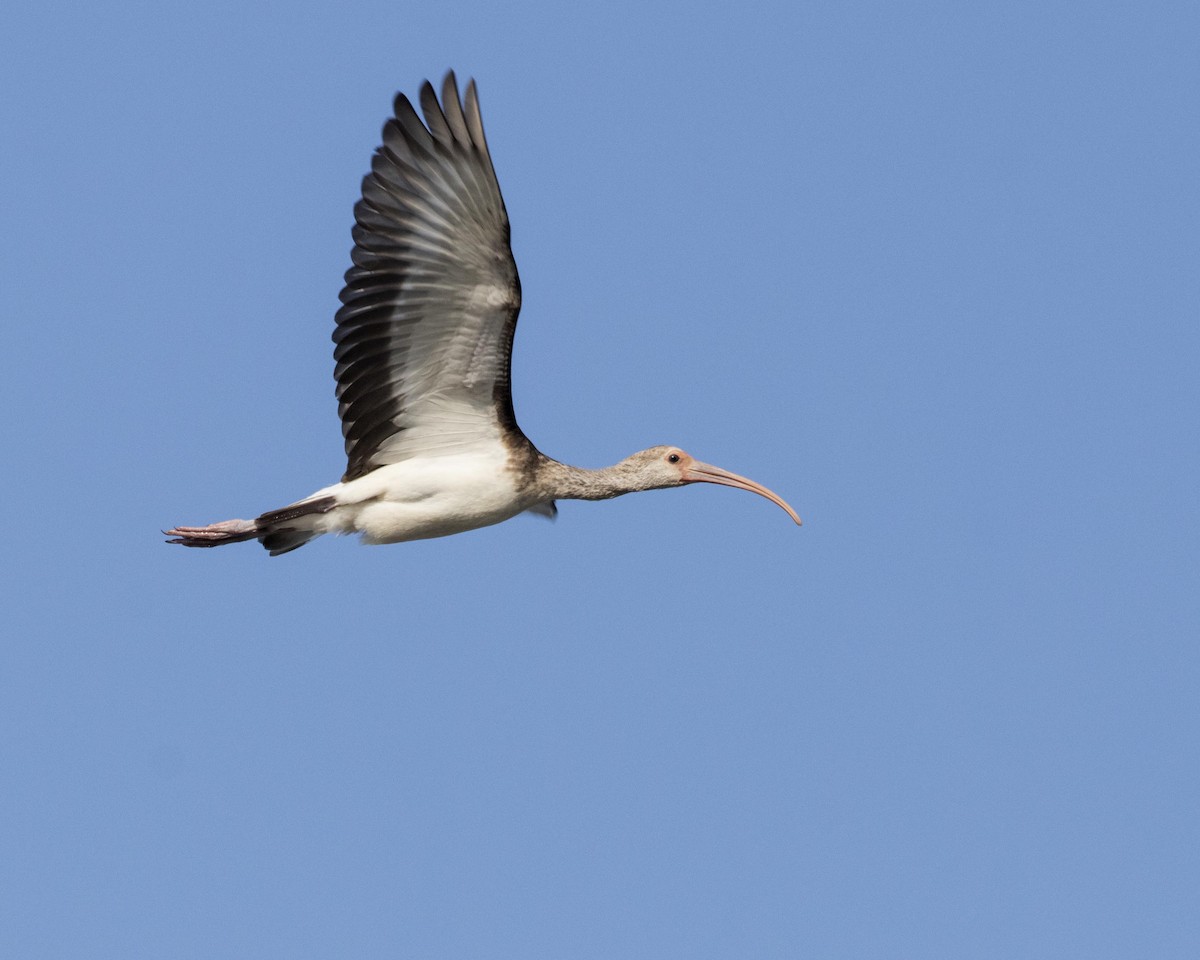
top-left (2, 1), bottom-right (1197, 957)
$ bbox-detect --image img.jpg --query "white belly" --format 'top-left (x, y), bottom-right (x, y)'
top-left (309, 452), bottom-right (529, 545)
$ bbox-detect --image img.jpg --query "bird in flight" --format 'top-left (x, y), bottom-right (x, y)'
top-left (166, 73), bottom-right (800, 556)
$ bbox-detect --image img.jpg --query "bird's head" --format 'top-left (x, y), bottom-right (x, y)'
top-left (620, 446), bottom-right (801, 525)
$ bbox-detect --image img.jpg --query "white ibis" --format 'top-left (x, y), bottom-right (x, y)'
top-left (166, 73), bottom-right (800, 556)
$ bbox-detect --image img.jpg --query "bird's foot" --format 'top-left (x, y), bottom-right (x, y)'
top-left (164, 518), bottom-right (257, 547)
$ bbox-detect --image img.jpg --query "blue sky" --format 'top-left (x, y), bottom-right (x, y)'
top-left (2, 0), bottom-right (1197, 957)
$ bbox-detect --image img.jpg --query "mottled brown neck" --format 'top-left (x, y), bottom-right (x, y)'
top-left (500, 423), bottom-right (540, 469)
top-left (529, 457), bottom-right (650, 502)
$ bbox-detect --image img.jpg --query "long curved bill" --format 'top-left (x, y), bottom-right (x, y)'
top-left (683, 461), bottom-right (802, 526)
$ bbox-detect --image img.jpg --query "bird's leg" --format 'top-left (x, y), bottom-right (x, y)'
top-left (164, 518), bottom-right (257, 547)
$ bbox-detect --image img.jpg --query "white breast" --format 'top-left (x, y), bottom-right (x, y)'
top-left (309, 449), bottom-right (528, 545)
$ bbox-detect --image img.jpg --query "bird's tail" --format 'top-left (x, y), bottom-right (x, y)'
top-left (165, 496), bottom-right (337, 556)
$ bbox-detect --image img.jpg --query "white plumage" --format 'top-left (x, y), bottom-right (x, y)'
top-left (304, 451), bottom-right (530, 545)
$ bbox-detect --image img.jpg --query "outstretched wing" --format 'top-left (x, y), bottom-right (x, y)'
top-left (333, 72), bottom-right (526, 481)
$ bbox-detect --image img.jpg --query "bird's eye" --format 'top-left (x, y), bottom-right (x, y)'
top-left (667, 453), bottom-right (680, 464)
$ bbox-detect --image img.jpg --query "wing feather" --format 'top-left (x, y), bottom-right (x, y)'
top-left (334, 72), bottom-right (525, 481)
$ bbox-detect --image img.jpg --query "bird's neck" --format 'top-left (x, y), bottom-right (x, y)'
top-left (532, 458), bottom-right (647, 502)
